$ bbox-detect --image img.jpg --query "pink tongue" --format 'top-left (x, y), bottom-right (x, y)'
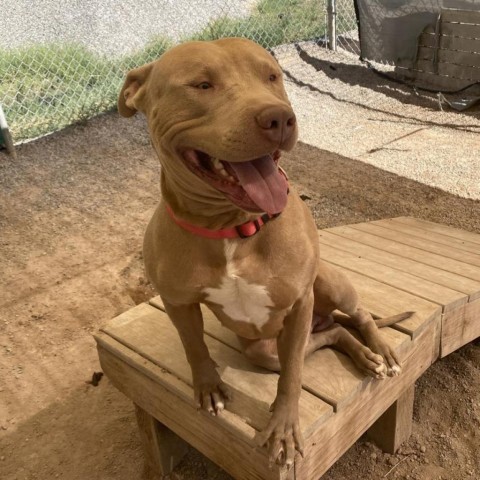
top-left (228, 155), bottom-right (288, 214)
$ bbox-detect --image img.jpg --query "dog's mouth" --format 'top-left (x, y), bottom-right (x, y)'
top-left (181, 149), bottom-right (288, 214)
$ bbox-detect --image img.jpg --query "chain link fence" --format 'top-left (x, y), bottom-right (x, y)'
top-left (335, 0), bottom-right (360, 53)
top-left (0, 0), bottom-right (360, 143)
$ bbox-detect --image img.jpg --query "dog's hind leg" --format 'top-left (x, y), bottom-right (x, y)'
top-left (238, 320), bottom-right (386, 379)
top-left (314, 259), bottom-right (403, 376)
top-left (308, 321), bottom-right (387, 379)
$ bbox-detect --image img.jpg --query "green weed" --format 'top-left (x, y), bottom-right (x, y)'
top-left (0, 0), bottom-right (334, 141)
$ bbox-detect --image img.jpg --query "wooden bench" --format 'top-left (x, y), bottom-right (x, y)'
top-left (396, 8), bottom-right (480, 92)
top-left (95, 217), bottom-right (480, 479)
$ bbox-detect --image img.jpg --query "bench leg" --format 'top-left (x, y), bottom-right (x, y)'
top-left (134, 403), bottom-right (189, 476)
top-left (367, 384), bottom-right (414, 454)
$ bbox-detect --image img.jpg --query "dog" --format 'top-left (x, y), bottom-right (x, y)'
top-left (118, 38), bottom-right (411, 468)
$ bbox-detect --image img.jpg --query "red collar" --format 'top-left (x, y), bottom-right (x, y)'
top-left (165, 203), bottom-right (281, 239)
top-left (165, 166), bottom-right (289, 239)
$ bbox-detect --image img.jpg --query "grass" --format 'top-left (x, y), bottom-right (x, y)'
top-left (1, 0), bottom-right (334, 141)
top-left (0, 38), bottom-right (172, 140)
top-left (193, 0), bottom-right (326, 47)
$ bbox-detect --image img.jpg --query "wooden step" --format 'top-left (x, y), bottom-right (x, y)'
top-left (101, 302), bottom-right (332, 439)
top-left (327, 217), bottom-right (480, 357)
top-left (96, 217), bottom-right (480, 479)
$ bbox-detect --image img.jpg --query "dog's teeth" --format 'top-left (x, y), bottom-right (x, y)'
top-left (209, 157), bottom-right (237, 183)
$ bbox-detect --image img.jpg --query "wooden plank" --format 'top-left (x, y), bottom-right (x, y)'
top-left (323, 265), bottom-right (439, 339)
top-left (442, 9), bottom-right (480, 26)
top-left (413, 58), bottom-right (480, 81)
top-left (417, 46), bottom-right (480, 67)
top-left (318, 231), bottom-right (480, 300)
top-left (377, 218), bottom-right (480, 257)
top-left (295, 318), bottom-right (438, 480)
top-left (96, 333), bottom-right (287, 480)
top-left (102, 303), bottom-right (332, 436)
top-left (301, 327), bottom-right (411, 411)
top-left (150, 296), bottom-right (242, 351)
top-left (152, 297), bottom-right (412, 412)
top-left (347, 223), bottom-right (480, 274)
top-left (396, 21), bottom-right (480, 82)
top-left (367, 384), bottom-right (414, 454)
top-left (328, 224), bottom-right (480, 282)
top-left (420, 32), bottom-right (480, 53)
top-left (134, 404), bottom-right (189, 476)
top-left (95, 333), bottom-right (256, 446)
top-left (392, 217), bottom-right (480, 246)
top-left (440, 22), bottom-right (480, 40)
top-left (319, 243), bottom-right (467, 312)
top-left (395, 67), bottom-right (474, 91)
top-left (431, 310), bottom-right (442, 363)
top-left (149, 296), bottom-right (164, 310)
top-left (441, 297), bottom-right (480, 357)
top-left (302, 348), bottom-right (364, 409)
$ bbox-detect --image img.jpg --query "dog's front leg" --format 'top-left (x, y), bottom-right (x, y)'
top-left (255, 292), bottom-right (314, 468)
top-left (163, 299), bottom-right (231, 415)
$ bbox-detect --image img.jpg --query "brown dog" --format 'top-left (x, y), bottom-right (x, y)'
top-left (118, 38), bottom-right (409, 468)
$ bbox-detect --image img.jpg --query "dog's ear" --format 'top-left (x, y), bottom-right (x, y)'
top-left (118, 63), bottom-right (154, 117)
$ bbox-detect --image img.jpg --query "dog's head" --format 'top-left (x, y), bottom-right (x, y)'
top-left (119, 38), bottom-right (297, 215)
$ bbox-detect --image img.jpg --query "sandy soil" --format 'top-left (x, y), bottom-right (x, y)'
top-left (0, 111), bottom-right (479, 480)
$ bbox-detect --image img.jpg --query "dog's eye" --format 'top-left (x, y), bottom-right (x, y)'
top-left (197, 82), bottom-right (212, 90)
top-left (269, 74), bottom-right (277, 81)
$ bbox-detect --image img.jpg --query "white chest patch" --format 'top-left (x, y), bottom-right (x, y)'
top-left (203, 240), bottom-right (273, 328)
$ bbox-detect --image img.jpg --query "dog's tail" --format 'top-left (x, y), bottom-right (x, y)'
top-left (374, 311), bottom-right (415, 328)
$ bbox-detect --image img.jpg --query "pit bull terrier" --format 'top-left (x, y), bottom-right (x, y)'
top-left (118, 38), bottom-right (411, 468)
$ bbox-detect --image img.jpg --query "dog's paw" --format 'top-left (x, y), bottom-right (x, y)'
top-left (194, 381), bottom-right (231, 415)
top-left (254, 401), bottom-right (303, 469)
top-left (193, 362), bottom-right (231, 415)
top-left (352, 346), bottom-right (387, 380)
top-left (368, 340), bottom-right (402, 377)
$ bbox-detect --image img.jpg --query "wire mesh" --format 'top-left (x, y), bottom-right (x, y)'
top-left (2, 1), bottom-right (479, 199)
top-left (335, 0), bottom-right (360, 54)
top-left (2, 0), bottom-right (356, 143)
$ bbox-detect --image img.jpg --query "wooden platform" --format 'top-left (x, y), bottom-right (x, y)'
top-left (396, 8), bottom-right (480, 92)
top-left (95, 217), bottom-right (480, 479)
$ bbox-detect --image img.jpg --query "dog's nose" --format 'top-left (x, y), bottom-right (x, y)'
top-left (255, 106), bottom-right (296, 144)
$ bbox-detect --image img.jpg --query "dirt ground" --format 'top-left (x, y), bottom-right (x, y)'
top-left (0, 111), bottom-right (479, 480)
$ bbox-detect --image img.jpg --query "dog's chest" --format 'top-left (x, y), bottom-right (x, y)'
top-left (203, 241), bottom-right (274, 329)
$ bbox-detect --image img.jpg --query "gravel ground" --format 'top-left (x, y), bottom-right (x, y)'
top-left (274, 42), bottom-right (480, 200)
top-left (1, 0), bottom-right (255, 56)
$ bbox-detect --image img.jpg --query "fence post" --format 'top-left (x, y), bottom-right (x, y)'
top-left (327, 0), bottom-right (337, 51)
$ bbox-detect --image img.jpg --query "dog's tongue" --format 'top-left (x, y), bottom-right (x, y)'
top-left (228, 155), bottom-right (288, 214)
